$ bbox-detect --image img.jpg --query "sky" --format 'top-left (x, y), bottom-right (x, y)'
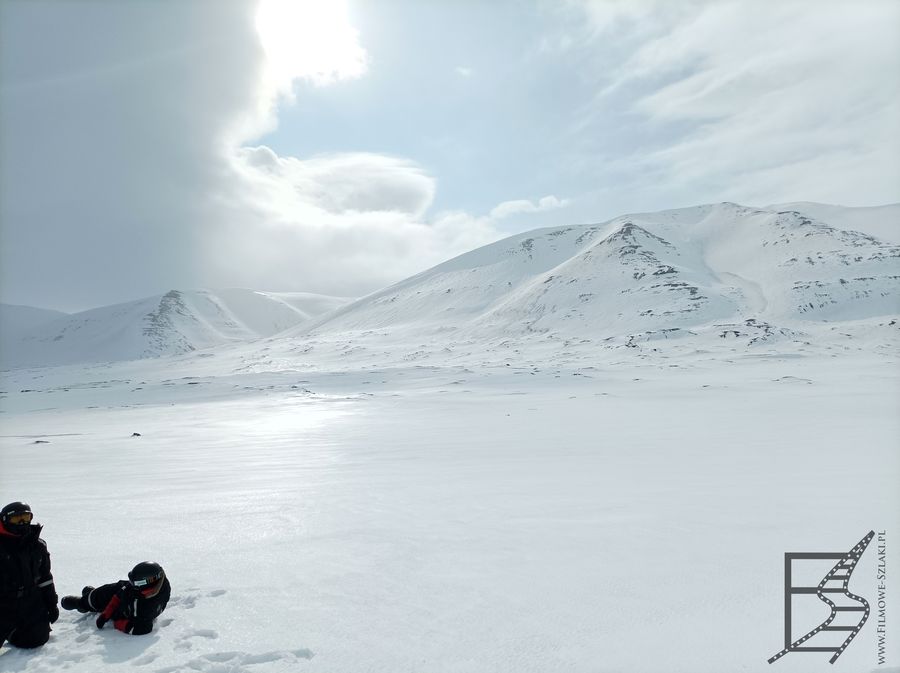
top-left (1, 0), bottom-right (898, 313)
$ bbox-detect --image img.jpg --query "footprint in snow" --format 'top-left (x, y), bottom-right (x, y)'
top-left (153, 648), bottom-right (313, 673)
top-left (170, 587), bottom-right (226, 610)
top-left (171, 594), bottom-right (198, 610)
top-left (174, 628), bottom-right (219, 652)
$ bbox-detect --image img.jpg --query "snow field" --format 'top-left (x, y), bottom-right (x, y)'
top-left (1, 354), bottom-right (898, 672)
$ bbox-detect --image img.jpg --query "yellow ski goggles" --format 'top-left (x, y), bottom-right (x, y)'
top-left (5, 511), bottom-right (33, 525)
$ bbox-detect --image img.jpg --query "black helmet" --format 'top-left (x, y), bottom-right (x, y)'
top-left (129, 561), bottom-right (165, 597)
top-left (1, 502), bottom-right (33, 535)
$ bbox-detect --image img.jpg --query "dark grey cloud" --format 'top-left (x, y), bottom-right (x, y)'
top-left (0, 0), bottom-right (267, 311)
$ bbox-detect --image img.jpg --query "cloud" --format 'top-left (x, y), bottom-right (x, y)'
top-left (204, 151), bottom-right (503, 298)
top-left (237, 147), bottom-right (436, 217)
top-left (489, 195), bottom-right (570, 220)
top-left (214, 144), bottom-right (574, 297)
top-left (226, 0), bottom-right (369, 146)
top-left (571, 0), bottom-right (673, 36)
top-left (567, 0), bottom-right (900, 207)
top-left (0, 0), bottom-right (264, 311)
top-left (455, 66), bottom-right (473, 77)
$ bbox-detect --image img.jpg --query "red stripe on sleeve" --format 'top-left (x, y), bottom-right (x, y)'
top-left (101, 594), bottom-right (121, 619)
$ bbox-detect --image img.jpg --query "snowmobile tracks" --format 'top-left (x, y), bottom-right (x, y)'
top-left (768, 530), bottom-right (874, 664)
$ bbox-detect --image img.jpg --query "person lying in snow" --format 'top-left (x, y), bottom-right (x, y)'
top-left (0, 502), bottom-right (59, 649)
top-left (61, 562), bottom-right (170, 635)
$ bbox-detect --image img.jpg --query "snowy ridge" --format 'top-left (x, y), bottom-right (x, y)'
top-left (295, 202), bottom-right (899, 346)
top-left (765, 201), bottom-right (900, 244)
top-left (0, 303), bottom-right (69, 361)
top-left (0, 303), bottom-right (68, 333)
top-left (2, 289), bottom-right (351, 368)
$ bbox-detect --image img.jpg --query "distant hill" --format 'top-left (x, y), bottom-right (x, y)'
top-left (291, 202), bottom-right (899, 345)
top-left (1, 289), bottom-right (351, 369)
top-left (0, 303), bottom-right (69, 333)
top-left (0, 303), bottom-right (70, 362)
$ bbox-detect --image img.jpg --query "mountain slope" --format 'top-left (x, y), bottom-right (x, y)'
top-left (765, 202), bottom-right (899, 244)
top-left (0, 303), bottom-right (69, 332)
top-left (295, 202), bottom-right (899, 344)
top-left (2, 289), bottom-right (351, 368)
top-left (0, 303), bottom-right (70, 363)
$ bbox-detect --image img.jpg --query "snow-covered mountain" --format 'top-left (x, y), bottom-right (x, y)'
top-left (295, 202), bottom-right (898, 345)
top-left (1, 288), bottom-right (351, 368)
top-left (0, 303), bottom-right (69, 331)
top-left (0, 302), bottom-right (68, 338)
top-left (4, 202), bottom-right (896, 370)
top-left (0, 303), bottom-right (70, 365)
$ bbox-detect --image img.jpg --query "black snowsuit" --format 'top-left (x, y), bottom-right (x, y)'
top-left (0, 523), bottom-right (58, 648)
top-left (75, 579), bottom-right (171, 635)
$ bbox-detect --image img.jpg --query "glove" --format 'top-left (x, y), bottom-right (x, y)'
top-left (96, 614), bottom-right (109, 629)
top-left (47, 603), bottom-right (59, 624)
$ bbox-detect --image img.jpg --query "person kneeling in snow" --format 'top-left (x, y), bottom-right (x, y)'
top-left (0, 502), bottom-right (59, 649)
top-left (61, 562), bottom-right (170, 635)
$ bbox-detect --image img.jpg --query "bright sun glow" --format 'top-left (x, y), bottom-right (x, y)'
top-left (255, 0), bottom-right (367, 92)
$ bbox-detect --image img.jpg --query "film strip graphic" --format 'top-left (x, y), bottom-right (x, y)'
top-left (768, 530), bottom-right (874, 665)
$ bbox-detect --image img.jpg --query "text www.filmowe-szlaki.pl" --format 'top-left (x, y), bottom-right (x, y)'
top-left (876, 530), bottom-right (887, 665)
